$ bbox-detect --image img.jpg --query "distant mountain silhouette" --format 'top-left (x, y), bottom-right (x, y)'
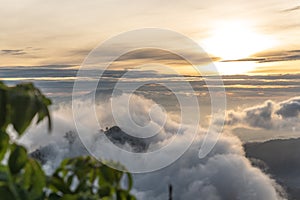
top-left (104, 126), bottom-right (153, 152)
top-left (244, 138), bottom-right (300, 200)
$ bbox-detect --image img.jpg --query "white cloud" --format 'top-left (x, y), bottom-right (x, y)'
top-left (19, 93), bottom-right (286, 199)
top-left (226, 97), bottom-right (300, 131)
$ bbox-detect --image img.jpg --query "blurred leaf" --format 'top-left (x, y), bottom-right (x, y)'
top-left (50, 175), bottom-right (71, 194)
top-left (6, 83), bottom-right (52, 136)
top-left (48, 193), bottom-right (62, 200)
top-left (0, 84), bottom-right (7, 129)
top-left (49, 157), bottom-right (136, 199)
top-left (8, 85), bottom-right (38, 135)
top-left (0, 165), bottom-right (9, 182)
top-left (66, 174), bottom-right (74, 188)
top-left (8, 145), bottom-right (27, 174)
top-left (98, 185), bottom-right (112, 197)
top-left (22, 161), bottom-right (33, 190)
top-left (0, 185), bottom-right (15, 200)
top-left (0, 131), bottom-right (9, 161)
top-left (116, 189), bottom-right (132, 200)
top-left (27, 159), bottom-right (46, 199)
top-left (99, 166), bottom-right (116, 185)
top-left (125, 172), bottom-right (133, 191)
top-left (60, 194), bottom-right (78, 200)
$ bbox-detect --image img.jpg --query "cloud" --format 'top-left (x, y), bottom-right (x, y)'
top-left (227, 101), bottom-right (274, 129)
top-left (221, 50), bottom-right (300, 63)
top-left (18, 92), bottom-right (286, 199)
top-left (276, 97), bottom-right (300, 118)
top-left (226, 97), bottom-right (300, 130)
top-left (281, 5), bottom-right (300, 13)
top-left (67, 48), bottom-right (93, 57)
top-left (133, 133), bottom-right (286, 200)
top-left (114, 48), bottom-right (219, 63)
top-left (78, 45), bottom-right (217, 71)
top-left (1, 49), bottom-right (26, 55)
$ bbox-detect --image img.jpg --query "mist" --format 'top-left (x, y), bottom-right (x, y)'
top-left (18, 93), bottom-right (287, 199)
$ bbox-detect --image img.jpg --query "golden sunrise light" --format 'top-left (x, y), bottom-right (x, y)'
top-left (214, 61), bottom-right (256, 75)
top-left (202, 21), bottom-right (277, 60)
top-left (198, 20), bottom-right (281, 75)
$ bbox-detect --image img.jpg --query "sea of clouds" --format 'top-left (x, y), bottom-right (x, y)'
top-left (18, 93), bottom-right (295, 200)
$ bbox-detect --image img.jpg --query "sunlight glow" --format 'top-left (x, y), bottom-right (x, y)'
top-left (214, 61), bottom-right (256, 75)
top-left (202, 21), bottom-right (277, 60)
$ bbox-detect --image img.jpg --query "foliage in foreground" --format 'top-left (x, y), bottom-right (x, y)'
top-left (0, 82), bottom-right (136, 200)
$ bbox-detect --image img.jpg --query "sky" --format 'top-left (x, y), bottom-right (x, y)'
top-left (1, 0), bottom-right (300, 75)
top-left (1, 0), bottom-right (299, 141)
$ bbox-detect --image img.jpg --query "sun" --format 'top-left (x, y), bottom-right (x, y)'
top-left (202, 21), bottom-right (276, 60)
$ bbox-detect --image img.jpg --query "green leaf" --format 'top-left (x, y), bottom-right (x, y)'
top-left (99, 166), bottom-right (116, 185)
top-left (60, 194), bottom-right (78, 200)
top-left (66, 174), bottom-right (74, 188)
top-left (0, 185), bottom-right (15, 200)
top-left (0, 85), bottom-right (7, 130)
top-left (98, 185), bottom-right (112, 197)
top-left (0, 165), bottom-right (9, 182)
top-left (48, 193), bottom-right (62, 200)
top-left (36, 94), bottom-right (52, 131)
top-left (50, 175), bottom-right (71, 194)
top-left (8, 145), bottom-right (28, 174)
top-left (116, 189), bottom-right (129, 200)
top-left (7, 83), bottom-right (52, 136)
top-left (125, 172), bottom-right (133, 191)
top-left (22, 161), bottom-right (33, 190)
top-left (8, 86), bottom-right (38, 135)
top-left (48, 156), bottom-right (136, 199)
top-left (27, 159), bottom-right (46, 199)
top-left (0, 131), bottom-right (9, 161)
